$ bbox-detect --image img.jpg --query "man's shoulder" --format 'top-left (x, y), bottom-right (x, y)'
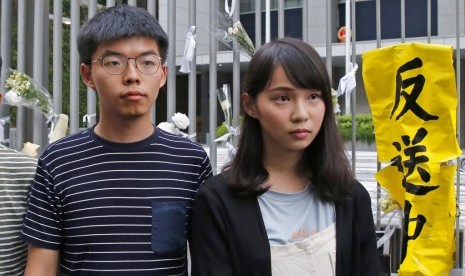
top-left (42, 128), bottom-right (93, 156)
top-left (156, 129), bottom-right (207, 153)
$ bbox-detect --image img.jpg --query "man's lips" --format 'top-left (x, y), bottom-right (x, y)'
top-left (122, 91), bottom-right (145, 100)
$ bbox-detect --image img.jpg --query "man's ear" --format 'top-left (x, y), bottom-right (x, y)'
top-left (242, 92), bottom-right (258, 118)
top-left (80, 63), bottom-right (95, 89)
top-left (159, 65), bottom-right (167, 88)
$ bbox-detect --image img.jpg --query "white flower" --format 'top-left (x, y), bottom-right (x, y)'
top-left (379, 194), bottom-right (401, 214)
top-left (213, 11), bottom-right (256, 58)
top-left (157, 112), bottom-right (190, 137)
top-left (4, 90), bottom-right (23, 105)
top-left (3, 69), bottom-right (53, 117)
top-left (172, 112), bottom-right (190, 130)
top-left (157, 122), bottom-right (175, 133)
top-left (220, 100), bottom-right (231, 113)
top-left (331, 88), bottom-right (340, 113)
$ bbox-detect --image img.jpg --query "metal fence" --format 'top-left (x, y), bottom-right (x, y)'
top-left (1, 0), bottom-right (462, 168)
top-left (0, 0), bottom-right (464, 270)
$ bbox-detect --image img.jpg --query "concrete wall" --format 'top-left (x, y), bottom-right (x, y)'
top-left (159, 0), bottom-right (214, 57)
top-left (438, 0), bottom-right (465, 36)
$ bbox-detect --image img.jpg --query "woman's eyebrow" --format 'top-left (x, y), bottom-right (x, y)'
top-left (267, 85), bottom-right (294, 92)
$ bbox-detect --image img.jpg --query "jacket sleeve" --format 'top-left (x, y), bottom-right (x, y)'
top-left (357, 183), bottom-right (380, 275)
top-left (190, 183), bottom-right (234, 276)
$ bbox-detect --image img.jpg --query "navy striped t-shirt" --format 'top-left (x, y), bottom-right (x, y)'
top-left (21, 127), bottom-right (213, 275)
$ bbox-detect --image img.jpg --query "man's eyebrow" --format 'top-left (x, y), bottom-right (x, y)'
top-left (99, 50), bottom-right (121, 57)
top-left (139, 50), bottom-right (159, 56)
top-left (99, 50), bottom-right (159, 58)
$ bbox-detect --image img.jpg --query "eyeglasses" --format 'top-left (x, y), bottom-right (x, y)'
top-left (90, 54), bottom-right (163, 75)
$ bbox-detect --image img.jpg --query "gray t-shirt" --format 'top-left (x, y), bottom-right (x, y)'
top-left (258, 185), bottom-right (335, 245)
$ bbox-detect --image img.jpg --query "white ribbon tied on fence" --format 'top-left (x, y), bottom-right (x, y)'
top-left (214, 125), bottom-right (240, 143)
top-left (46, 113), bottom-right (60, 140)
top-left (337, 62), bottom-right (358, 97)
top-left (224, 0), bottom-right (236, 17)
top-left (376, 210), bottom-right (400, 255)
top-left (226, 141), bottom-right (237, 157)
top-left (180, 26), bottom-right (197, 74)
top-left (49, 114), bottom-right (69, 143)
top-left (82, 113), bottom-right (97, 124)
top-left (215, 125), bottom-right (240, 158)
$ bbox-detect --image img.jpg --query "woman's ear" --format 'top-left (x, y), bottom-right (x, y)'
top-left (80, 63), bottom-right (96, 89)
top-left (242, 92), bottom-right (258, 118)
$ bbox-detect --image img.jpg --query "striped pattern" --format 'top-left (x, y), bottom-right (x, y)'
top-left (0, 145), bottom-right (37, 276)
top-left (21, 127), bottom-right (212, 275)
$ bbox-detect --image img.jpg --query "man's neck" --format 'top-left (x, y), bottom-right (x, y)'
top-left (94, 117), bottom-right (154, 143)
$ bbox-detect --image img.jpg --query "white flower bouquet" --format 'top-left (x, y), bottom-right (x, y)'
top-left (218, 84), bottom-right (233, 131)
top-left (2, 69), bottom-right (53, 118)
top-left (379, 193), bottom-right (401, 214)
top-left (215, 84), bottom-right (239, 158)
top-left (213, 11), bottom-right (256, 58)
top-left (331, 88), bottom-right (341, 113)
top-left (157, 112), bottom-right (190, 137)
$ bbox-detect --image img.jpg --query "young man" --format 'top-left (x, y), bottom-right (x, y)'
top-left (21, 5), bottom-right (212, 275)
top-left (0, 56), bottom-right (37, 276)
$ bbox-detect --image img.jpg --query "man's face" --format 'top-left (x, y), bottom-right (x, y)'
top-left (80, 36), bottom-right (167, 123)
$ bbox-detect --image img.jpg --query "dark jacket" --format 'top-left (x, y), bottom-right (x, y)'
top-left (190, 174), bottom-right (379, 276)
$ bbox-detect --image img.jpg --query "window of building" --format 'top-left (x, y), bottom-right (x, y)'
top-left (240, 0), bottom-right (302, 14)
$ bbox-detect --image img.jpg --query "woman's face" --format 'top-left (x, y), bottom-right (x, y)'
top-left (243, 65), bottom-right (326, 157)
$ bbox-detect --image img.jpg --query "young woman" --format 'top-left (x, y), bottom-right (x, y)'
top-left (190, 37), bottom-right (378, 276)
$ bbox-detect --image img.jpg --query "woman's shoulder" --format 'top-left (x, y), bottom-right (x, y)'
top-left (199, 174), bottom-right (229, 194)
top-left (198, 173), bottom-right (257, 203)
top-left (352, 180), bottom-right (370, 197)
top-left (336, 180), bottom-right (372, 206)
top-left (346, 180), bottom-right (373, 209)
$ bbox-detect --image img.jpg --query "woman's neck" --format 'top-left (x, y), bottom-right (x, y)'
top-left (263, 151), bottom-right (308, 193)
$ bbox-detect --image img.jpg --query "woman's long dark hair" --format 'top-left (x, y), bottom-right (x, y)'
top-left (224, 37), bottom-right (354, 201)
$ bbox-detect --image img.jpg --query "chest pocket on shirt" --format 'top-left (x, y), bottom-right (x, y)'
top-left (151, 201), bottom-right (188, 257)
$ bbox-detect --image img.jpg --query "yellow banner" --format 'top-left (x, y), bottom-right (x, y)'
top-left (362, 43), bottom-right (460, 162)
top-left (376, 164), bottom-right (456, 275)
top-left (362, 43), bottom-right (459, 275)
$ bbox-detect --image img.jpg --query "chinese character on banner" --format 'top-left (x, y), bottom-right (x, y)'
top-left (362, 43), bottom-right (460, 275)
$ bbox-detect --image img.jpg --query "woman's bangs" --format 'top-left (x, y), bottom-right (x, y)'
top-left (281, 58), bottom-right (323, 91)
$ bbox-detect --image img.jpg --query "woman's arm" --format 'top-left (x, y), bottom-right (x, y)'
top-left (190, 185), bottom-right (234, 276)
top-left (24, 245), bottom-right (59, 276)
top-left (358, 184), bottom-right (379, 275)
